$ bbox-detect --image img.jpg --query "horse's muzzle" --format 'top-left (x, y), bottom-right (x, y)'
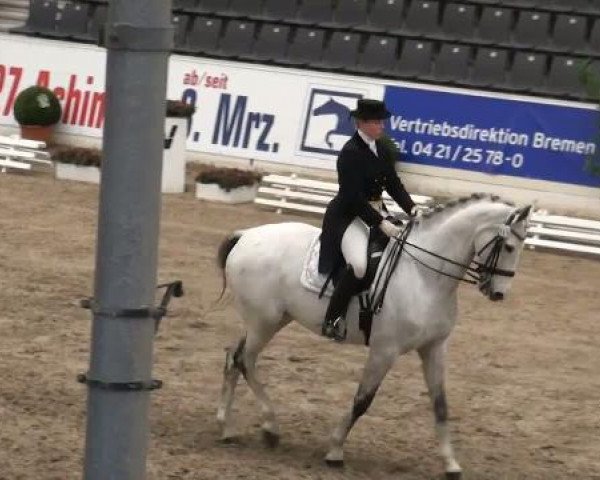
top-left (490, 291), bottom-right (504, 301)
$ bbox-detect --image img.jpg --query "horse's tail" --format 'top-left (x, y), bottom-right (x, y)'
top-left (216, 231), bottom-right (243, 302)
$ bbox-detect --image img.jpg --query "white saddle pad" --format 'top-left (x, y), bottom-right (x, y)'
top-left (300, 233), bottom-right (399, 301)
top-left (300, 234), bottom-right (335, 298)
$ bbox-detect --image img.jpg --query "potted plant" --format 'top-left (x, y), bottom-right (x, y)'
top-left (195, 165), bottom-right (263, 204)
top-left (578, 61), bottom-right (600, 177)
top-left (163, 99), bottom-right (196, 193)
top-left (52, 146), bottom-right (102, 184)
top-left (13, 86), bottom-right (62, 143)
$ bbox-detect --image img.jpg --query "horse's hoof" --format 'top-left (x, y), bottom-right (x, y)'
top-left (445, 471), bottom-right (462, 480)
top-left (262, 430), bottom-right (280, 448)
top-left (325, 459), bottom-right (344, 469)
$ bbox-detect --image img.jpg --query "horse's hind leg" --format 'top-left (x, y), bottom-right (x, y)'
top-left (217, 306), bottom-right (290, 446)
top-left (217, 337), bottom-right (245, 441)
top-left (240, 319), bottom-right (289, 447)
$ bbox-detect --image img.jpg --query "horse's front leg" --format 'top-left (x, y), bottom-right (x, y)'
top-left (325, 346), bottom-right (398, 467)
top-left (418, 339), bottom-right (462, 479)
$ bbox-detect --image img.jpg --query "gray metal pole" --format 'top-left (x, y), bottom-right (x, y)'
top-left (82, 1), bottom-right (172, 479)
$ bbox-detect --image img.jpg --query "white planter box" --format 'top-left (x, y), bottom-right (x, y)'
top-left (162, 117), bottom-right (187, 193)
top-left (55, 163), bottom-right (100, 184)
top-left (195, 182), bottom-right (258, 204)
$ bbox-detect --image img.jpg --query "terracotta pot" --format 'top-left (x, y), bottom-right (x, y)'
top-left (19, 125), bottom-right (54, 143)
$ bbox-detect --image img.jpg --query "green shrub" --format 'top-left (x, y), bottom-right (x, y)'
top-left (578, 60), bottom-right (600, 178)
top-left (166, 100), bottom-right (196, 118)
top-left (195, 166), bottom-right (262, 191)
top-left (14, 86), bottom-right (62, 126)
top-left (52, 147), bottom-right (102, 167)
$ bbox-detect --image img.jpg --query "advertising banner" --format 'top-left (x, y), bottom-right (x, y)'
top-left (1, 35), bottom-right (599, 190)
top-left (167, 59), bottom-right (383, 169)
top-left (383, 85), bottom-right (600, 187)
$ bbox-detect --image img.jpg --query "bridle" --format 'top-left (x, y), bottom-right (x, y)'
top-left (402, 210), bottom-right (527, 286)
top-left (368, 210), bottom-right (527, 313)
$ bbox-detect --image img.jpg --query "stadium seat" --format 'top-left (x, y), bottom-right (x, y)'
top-left (196, 0), bottom-right (230, 15)
top-left (552, 14), bottom-right (587, 52)
top-left (541, 56), bottom-right (587, 97)
top-left (364, 0), bottom-right (405, 33)
top-left (506, 51), bottom-right (547, 92)
top-left (86, 4), bottom-right (106, 42)
top-left (185, 16), bottom-right (222, 54)
top-left (295, 0), bottom-right (333, 26)
top-left (476, 7), bottom-right (512, 44)
top-left (258, 0), bottom-right (297, 22)
top-left (513, 10), bottom-right (551, 47)
top-left (546, 0), bottom-right (591, 12)
top-left (465, 47), bottom-right (508, 87)
top-left (430, 43), bottom-right (471, 83)
top-left (51, 1), bottom-right (90, 39)
top-left (313, 31), bottom-right (361, 70)
top-left (11, 0), bottom-right (58, 36)
top-left (243, 23), bottom-right (290, 61)
top-left (172, 14), bottom-right (192, 52)
top-left (281, 27), bottom-right (326, 65)
top-left (172, 0), bottom-right (198, 13)
top-left (355, 35), bottom-right (399, 74)
top-left (504, 0), bottom-right (536, 7)
top-left (392, 39), bottom-right (434, 78)
top-left (223, 0), bottom-right (263, 18)
top-left (404, 0), bottom-right (440, 35)
top-left (441, 3), bottom-right (476, 40)
top-left (588, 19), bottom-right (600, 53)
top-left (218, 20), bottom-right (256, 58)
top-left (324, 0), bottom-right (368, 28)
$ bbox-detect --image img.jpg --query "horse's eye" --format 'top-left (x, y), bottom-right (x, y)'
top-left (505, 244), bottom-right (515, 253)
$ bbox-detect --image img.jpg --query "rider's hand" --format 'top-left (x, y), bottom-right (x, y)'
top-left (410, 205), bottom-right (424, 221)
top-left (380, 219), bottom-right (402, 238)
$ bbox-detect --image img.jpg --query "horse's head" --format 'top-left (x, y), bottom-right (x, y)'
top-left (472, 205), bottom-right (531, 301)
top-left (313, 98), bottom-right (349, 119)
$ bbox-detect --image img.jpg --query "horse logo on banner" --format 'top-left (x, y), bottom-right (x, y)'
top-left (300, 89), bottom-right (363, 156)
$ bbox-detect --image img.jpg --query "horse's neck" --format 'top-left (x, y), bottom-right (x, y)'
top-left (407, 202), bottom-right (508, 290)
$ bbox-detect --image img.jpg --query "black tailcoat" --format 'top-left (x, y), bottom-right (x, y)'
top-left (318, 132), bottom-right (415, 275)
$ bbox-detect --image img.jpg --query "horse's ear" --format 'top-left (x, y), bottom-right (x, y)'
top-left (515, 205), bottom-right (532, 222)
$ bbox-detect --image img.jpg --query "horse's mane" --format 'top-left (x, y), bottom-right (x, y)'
top-left (417, 193), bottom-right (516, 225)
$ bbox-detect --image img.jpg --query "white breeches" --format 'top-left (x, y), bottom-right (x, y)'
top-left (341, 218), bottom-right (369, 279)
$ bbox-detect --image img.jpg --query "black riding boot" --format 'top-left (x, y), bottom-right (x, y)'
top-left (322, 265), bottom-right (360, 341)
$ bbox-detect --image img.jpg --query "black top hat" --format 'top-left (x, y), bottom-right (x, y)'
top-left (350, 99), bottom-right (391, 120)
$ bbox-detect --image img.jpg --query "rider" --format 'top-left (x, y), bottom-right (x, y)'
top-left (318, 98), bottom-right (417, 341)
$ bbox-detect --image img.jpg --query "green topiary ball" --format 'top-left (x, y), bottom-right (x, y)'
top-left (13, 86), bottom-right (62, 126)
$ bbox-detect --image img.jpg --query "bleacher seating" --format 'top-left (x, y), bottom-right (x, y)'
top-left (9, 0), bottom-right (600, 102)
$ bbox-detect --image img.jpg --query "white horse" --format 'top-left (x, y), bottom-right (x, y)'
top-left (215, 194), bottom-right (531, 479)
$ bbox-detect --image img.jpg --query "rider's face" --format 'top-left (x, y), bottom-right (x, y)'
top-left (358, 119), bottom-right (386, 141)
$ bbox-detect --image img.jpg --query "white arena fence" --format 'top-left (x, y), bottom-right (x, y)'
top-left (256, 174), bottom-right (600, 258)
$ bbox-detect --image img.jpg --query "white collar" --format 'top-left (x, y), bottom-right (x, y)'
top-left (357, 129), bottom-right (377, 155)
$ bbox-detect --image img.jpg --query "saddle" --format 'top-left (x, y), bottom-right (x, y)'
top-left (301, 216), bottom-right (406, 345)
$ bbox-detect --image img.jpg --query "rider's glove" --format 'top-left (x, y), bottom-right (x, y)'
top-left (410, 205), bottom-right (425, 221)
top-left (380, 219), bottom-right (402, 238)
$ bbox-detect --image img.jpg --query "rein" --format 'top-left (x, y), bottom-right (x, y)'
top-left (365, 215), bottom-right (526, 313)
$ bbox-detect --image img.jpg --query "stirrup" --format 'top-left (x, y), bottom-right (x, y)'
top-left (322, 315), bottom-right (347, 342)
